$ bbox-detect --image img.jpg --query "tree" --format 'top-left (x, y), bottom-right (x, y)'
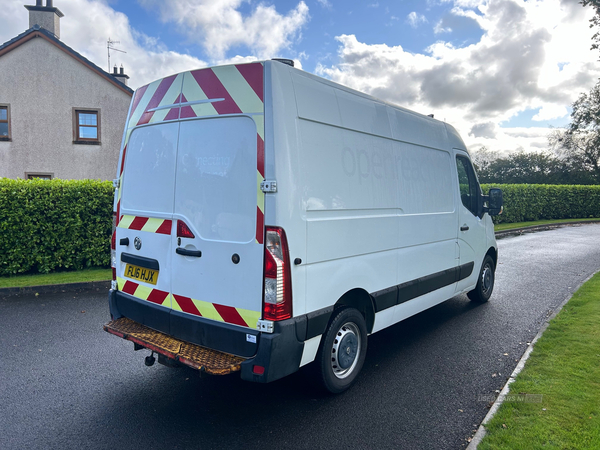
top-left (471, 146), bottom-right (499, 175)
top-left (540, 1), bottom-right (600, 184)
top-left (485, 151), bottom-right (561, 184)
top-left (472, 145), bottom-right (596, 185)
top-left (550, 82), bottom-right (600, 183)
top-left (582, 0), bottom-right (600, 52)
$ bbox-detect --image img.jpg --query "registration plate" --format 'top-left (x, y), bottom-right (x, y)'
top-left (124, 264), bottom-right (158, 285)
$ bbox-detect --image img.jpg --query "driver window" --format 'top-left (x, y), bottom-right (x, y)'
top-left (456, 156), bottom-right (479, 216)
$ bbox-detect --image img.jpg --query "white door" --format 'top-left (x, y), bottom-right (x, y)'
top-left (455, 151), bottom-right (487, 292)
top-left (169, 116), bottom-right (264, 329)
top-left (117, 122), bottom-right (180, 309)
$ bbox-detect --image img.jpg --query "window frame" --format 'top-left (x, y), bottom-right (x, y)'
top-left (25, 172), bottom-right (54, 180)
top-left (0, 103), bottom-right (11, 141)
top-left (456, 155), bottom-right (481, 217)
top-left (73, 108), bottom-right (101, 145)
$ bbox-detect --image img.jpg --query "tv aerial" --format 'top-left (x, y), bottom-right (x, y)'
top-left (107, 37), bottom-right (126, 72)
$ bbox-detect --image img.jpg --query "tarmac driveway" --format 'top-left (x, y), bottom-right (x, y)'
top-left (1, 223), bottom-right (600, 450)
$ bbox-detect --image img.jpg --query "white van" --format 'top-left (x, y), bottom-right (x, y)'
top-left (105, 59), bottom-right (503, 393)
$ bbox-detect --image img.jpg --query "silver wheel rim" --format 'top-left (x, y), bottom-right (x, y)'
top-left (330, 321), bottom-right (361, 379)
top-left (481, 263), bottom-right (493, 296)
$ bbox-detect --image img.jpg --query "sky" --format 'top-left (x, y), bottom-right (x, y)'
top-left (1, 0), bottom-right (599, 155)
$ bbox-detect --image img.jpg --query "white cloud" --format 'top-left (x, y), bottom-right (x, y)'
top-left (63, 0), bottom-right (210, 88)
top-left (532, 104), bottom-right (569, 121)
top-left (0, 0), bottom-right (208, 89)
top-left (1, 0), bottom-right (310, 89)
top-left (434, 22), bottom-right (452, 34)
top-left (317, 0), bottom-right (600, 154)
top-left (407, 12), bottom-right (428, 28)
top-left (138, 0), bottom-right (310, 60)
top-left (469, 127), bottom-right (552, 156)
top-left (316, 0), bottom-right (332, 9)
top-left (470, 121), bottom-right (497, 138)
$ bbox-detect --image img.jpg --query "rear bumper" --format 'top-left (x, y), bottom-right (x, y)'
top-left (109, 289), bottom-right (259, 357)
top-left (239, 318), bottom-right (303, 383)
top-left (108, 289), bottom-right (324, 383)
top-left (104, 317), bottom-right (245, 375)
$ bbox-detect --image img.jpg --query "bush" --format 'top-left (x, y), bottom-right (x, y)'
top-left (0, 178), bottom-right (114, 276)
top-left (1, 179), bottom-right (599, 276)
top-left (481, 184), bottom-right (600, 224)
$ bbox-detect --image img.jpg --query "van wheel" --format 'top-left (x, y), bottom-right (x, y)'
top-left (316, 307), bottom-right (367, 394)
top-left (468, 255), bottom-right (495, 303)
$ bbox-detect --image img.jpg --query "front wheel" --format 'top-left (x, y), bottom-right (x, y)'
top-left (467, 255), bottom-right (495, 303)
top-left (316, 307), bottom-right (368, 394)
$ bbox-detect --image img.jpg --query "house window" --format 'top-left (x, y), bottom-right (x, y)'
top-left (73, 108), bottom-right (101, 144)
top-left (26, 172), bottom-right (53, 180)
top-left (0, 104), bottom-right (10, 141)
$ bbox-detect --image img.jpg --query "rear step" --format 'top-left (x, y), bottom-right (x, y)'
top-left (104, 317), bottom-right (246, 375)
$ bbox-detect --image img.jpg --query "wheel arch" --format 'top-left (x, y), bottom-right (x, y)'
top-left (486, 246), bottom-right (498, 268)
top-left (334, 288), bottom-right (376, 334)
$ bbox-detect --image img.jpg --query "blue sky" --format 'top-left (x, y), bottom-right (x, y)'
top-left (1, 0), bottom-right (599, 154)
top-left (117, 1), bottom-right (485, 68)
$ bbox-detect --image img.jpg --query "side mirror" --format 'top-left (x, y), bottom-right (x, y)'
top-left (487, 188), bottom-right (503, 216)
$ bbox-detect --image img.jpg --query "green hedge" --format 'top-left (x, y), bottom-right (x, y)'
top-left (481, 184), bottom-right (600, 224)
top-left (1, 179), bottom-right (599, 276)
top-left (0, 178), bottom-right (114, 276)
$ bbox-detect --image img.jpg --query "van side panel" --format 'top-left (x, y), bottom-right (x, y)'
top-left (264, 62), bottom-right (309, 317)
top-left (288, 69), bottom-right (459, 331)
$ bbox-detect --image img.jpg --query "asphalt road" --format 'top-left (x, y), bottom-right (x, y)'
top-left (2, 224), bottom-right (600, 450)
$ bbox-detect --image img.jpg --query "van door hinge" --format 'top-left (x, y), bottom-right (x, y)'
top-left (112, 178), bottom-right (120, 189)
top-left (260, 180), bottom-right (277, 193)
top-left (257, 319), bottom-right (274, 333)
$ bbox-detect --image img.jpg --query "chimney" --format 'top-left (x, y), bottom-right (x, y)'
top-left (113, 64), bottom-right (130, 86)
top-left (24, 1), bottom-right (64, 39)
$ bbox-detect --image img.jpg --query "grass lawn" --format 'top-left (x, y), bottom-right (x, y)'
top-left (0, 267), bottom-right (111, 289)
top-left (478, 272), bottom-right (600, 450)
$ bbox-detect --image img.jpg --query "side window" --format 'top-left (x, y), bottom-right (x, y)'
top-left (456, 156), bottom-right (479, 216)
top-left (0, 104), bottom-right (10, 141)
top-left (73, 108), bottom-right (101, 144)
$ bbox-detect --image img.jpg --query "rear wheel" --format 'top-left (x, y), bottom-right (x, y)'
top-left (468, 255), bottom-right (495, 303)
top-left (316, 307), bottom-right (367, 394)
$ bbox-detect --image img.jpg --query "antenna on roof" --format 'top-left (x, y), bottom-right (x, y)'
top-left (107, 37), bottom-right (126, 72)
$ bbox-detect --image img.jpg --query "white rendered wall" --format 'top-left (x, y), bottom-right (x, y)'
top-left (0, 36), bottom-right (131, 180)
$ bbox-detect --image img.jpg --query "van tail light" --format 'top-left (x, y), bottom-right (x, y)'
top-left (177, 220), bottom-right (195, 239)
top-left (263, 227), bottom-right (292, 321)
top-left (111, 212), bottom-right (117, 287)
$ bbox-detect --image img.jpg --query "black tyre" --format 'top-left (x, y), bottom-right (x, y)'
top-left (316, 307), bottom-right (368, 394)
top-left (467, 255), bottom-right (495, 303)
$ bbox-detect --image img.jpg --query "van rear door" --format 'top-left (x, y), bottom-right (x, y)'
top-left (118, 63), bottom-right (266, 333)
top-left (170, 116), bottom-right (263, 329)
top-left (118, 121), bottom-right (180, 312)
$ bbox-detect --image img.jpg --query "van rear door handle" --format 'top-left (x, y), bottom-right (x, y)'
top-left (176, 248), bottom-right (202, 257)
top-left (460, 225), bottom-right (469, 231)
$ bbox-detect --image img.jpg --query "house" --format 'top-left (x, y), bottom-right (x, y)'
top-left (0, 1), bottom-right (133, 181)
